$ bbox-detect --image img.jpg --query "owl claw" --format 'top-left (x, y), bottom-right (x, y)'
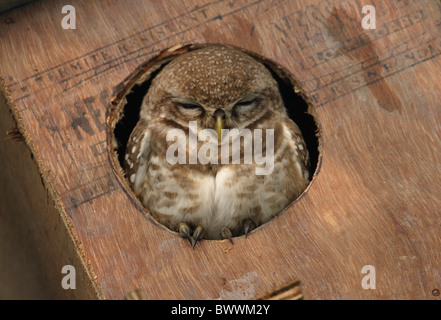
top-left (192, 226), bottom-right (204, 249)
top-left (221, 227), bottom-right (234, 244)
top-left (243, 219), bottom-right (256, 238)
top-left (178, 223), bottom-right (192, 246)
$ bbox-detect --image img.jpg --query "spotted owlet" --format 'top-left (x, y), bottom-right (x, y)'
top-left (124, 46), bottom-right (310, 247)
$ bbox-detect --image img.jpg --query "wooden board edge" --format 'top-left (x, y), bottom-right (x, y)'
top-left (0, 76), bottom-right (106, 299)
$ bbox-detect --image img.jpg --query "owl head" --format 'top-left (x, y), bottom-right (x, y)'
top-left (140, 46), bottom-right (287, 139)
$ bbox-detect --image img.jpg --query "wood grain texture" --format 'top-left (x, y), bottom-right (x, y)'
top-left (0, 0), bottom-right (440, 299)
top-left (0, 87), bottom-right (101, 299)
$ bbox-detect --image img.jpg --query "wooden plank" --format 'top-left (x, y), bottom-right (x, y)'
top-left (0, 86), bottom-right (102, 299)
top-left (1, 0), bottom-right (440, 299)
top-left (255, 279), bottom-right (303, 300)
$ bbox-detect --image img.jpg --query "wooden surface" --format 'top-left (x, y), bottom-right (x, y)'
top-left (0, 90), bottom-right (101, 299)
top-left (1, 0), bottom-right (440, 299)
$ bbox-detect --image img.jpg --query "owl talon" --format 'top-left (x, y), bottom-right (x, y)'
top-left (178, 223), bottom-right (192, 246)
top-left (192, 226), bottom-right (204, 249)
top-left (221, 227), bottom-right (234, 244)
top-left (243, 219), bottom-right (256, 238)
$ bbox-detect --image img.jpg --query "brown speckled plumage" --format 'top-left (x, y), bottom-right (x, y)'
top-left (125, 46), bottom-right (310, 241)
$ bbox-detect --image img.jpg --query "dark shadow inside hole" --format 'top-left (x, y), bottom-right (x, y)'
top-left (263, 64), bottom-right (319, 176)
top-left (114, 58), bottom-right (319, 178)
top-left (114, 66), bottom-right (167, 169)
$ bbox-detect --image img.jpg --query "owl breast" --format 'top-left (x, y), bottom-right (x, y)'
top-left (132, 122), bottom-right (308, 240)
top-left (139, 163), bottom-right (290, 239)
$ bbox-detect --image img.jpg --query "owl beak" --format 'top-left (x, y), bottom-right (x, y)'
top-left (215, 116), bottom-right (224, 143)
top-left (213, 109), bottom-right (226, 143)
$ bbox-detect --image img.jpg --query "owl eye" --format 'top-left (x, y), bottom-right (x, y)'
top-left (177, 102), bottom-right (202, 109)
top-left (233, 98), bottom-right (258, 112)
top-left (174, 101), bottom-right (205, 117)
top-left (235, 100), bottom-right (255, 107)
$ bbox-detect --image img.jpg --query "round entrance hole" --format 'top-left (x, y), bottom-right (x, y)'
top-left (108, 44), bottom-right (320, 243)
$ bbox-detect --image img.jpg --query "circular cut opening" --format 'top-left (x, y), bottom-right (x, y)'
top-left (108, 44), bottom-right (320, 243)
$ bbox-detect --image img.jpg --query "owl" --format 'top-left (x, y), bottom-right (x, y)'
top-left (124, 46), bottom-right (310, 247)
